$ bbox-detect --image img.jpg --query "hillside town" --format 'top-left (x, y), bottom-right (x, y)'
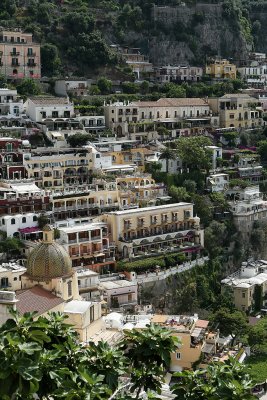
top-left (2, 24), bottom-right (267, 399)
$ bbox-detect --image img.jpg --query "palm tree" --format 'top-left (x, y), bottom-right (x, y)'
top-left (159, 147), bottom-right (176, 173)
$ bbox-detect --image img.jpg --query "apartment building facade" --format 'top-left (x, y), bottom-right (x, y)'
top-left (222, 260), bottom-right (267, 312)
top-left (209, 94), bottom-right (263, 129)
top-left (227, 185), bottom-right (267, 237)
top-left (101, 203), bottom-right (204, 260)
top-left (154, 65), bottom-right (203, 83)
top-left (205, 58), bottom-right (237, 79)
top-left (0, 29), bottom-right (41, 79)
top-left (57, 220), bottom-right (116, 273)
top-left (104, 98), bottom-right (212, 141)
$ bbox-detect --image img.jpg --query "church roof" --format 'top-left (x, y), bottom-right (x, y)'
top-left (26, 241), bottom-right (73, 280)
top-left (16, 286), bottom-right (64, 316)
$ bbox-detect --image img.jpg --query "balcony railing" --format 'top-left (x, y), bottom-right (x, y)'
top-left (10, 52), bottom-right (20, 56)
top-left (27, 63), bottom-right (37, 67)
top-left (11, 63), bottom-right (20, 67)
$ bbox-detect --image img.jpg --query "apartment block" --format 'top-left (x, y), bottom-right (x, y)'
top-left (222, 260), bottom-right (267, 312)
top-left (154, 65), bottom-right (203, 83)
top-left (209, 94), bottom-right (263, 129)
top-left (104, 98), bottom-right (212, 141)
top-left (205, 58), bottom-right (237, 79)
top-left (101, 203), bottom-right (204, 260)
top-left (57, 220), bottom-right (116, 273)
top-left (206, 173), bottom-right (229, 193)
top-left (0, 262), bottom-right (26, 291)
top-left (227, 185), bottom-right (267, 237)
top-left (0, 29), bottom-right (41, 79)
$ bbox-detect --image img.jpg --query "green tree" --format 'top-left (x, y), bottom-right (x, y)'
top-left (37, 214), bottom-right (49, 229)
top-left (67, 133), bottom-right (91, 147)
top-left (0, 237), bottom-right (23, 260)
top-left (183, 179), bottom-right (197, 193)
top-left (257, 140), bottom-right (267, 162)
top-left (41, 44), bottom-right (61, 76)
top-left (176, 136), bottom-right (212, 172)
top-left (17, 78), bottom-right (41, 97)
top-left (140, 80), bottom-right (150, 94)
top-left (211, 308), bottom-right (248, 339)
top-left (97, 77), bottom-right (112, 94)
top-left (121, 324), bottom-right (179, 399)
top-left (172, 357), bottom-right (256, 399)
top-left (0, 312), bottom-right (178, 399)
top-left (204, 221), bottom-right (227, 258)
top-left (159, 147), bottom-right (176, 173)
top-left (169, 185), bottom-right (190, 202)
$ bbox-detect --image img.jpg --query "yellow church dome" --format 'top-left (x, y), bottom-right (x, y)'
top-left (26, 225), bottom-right (73, 280)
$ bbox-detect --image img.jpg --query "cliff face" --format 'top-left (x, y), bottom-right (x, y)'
top-left (148, 3), bottom-right (250, 66)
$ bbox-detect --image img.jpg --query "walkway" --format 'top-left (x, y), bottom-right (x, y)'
top-left (136, 256), bottom-right (209, 284)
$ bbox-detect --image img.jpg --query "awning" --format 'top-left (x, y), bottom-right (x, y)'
top-left (202, 343), bottom-right (214, 354)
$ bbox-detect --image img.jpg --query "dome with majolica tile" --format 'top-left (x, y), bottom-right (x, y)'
top-left (27, 225), bottom-right (73, 280)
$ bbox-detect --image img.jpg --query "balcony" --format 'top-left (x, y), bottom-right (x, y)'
top-left (11, 63), bottom-right (20, 67)
top-left (79, 237), bottom-right (90, 243)
top-left (91, 235), bottom-right (101, 241)
top-left (10, 52), bottom-right (20, 56)
top-left (27, 52), bottom-right (36, 57)
top-left (27, 63), bottom-right (37, 67)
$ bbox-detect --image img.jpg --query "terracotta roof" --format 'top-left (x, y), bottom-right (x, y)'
top-left (133, 98), bottom-right (209, 108)
top-left (195, 319), bottom-right (209, 328)
top-left (16, 285), bottom-right (64, 316)
top-left (29, 96), bottom-right (71, 106)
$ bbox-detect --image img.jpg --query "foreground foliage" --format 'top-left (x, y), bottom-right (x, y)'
top-left (0, 311), bottom-right (177, 399)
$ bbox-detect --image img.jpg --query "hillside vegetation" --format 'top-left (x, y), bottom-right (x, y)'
top-left (1, 0), bottom-right (267, 76)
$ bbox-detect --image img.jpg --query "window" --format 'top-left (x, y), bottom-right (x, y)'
top-left (22, 217), bottom-right (26, 223)
top-left (52, 111), bottom-right (58, 118)
top-left (67, 281), bottom-right (72, 297)
top-left (242, 292), bottom-right (246, 299)
top-left (2, 219), bottom-right (5, 225)
top-left (176, 352), bottom-right (181, 360)
top-left (28, 48), bottom-right (33, 55)
top-left (14, 277), bottom-right (17, 281)
top-left (33, 216), bottom-right (37, 222)
top-left (90, 305), bottom-right (95, 323)
top-left (230, 114), bottom-right (235, 119)
top-left (11, 218), bottom-right (15, 225)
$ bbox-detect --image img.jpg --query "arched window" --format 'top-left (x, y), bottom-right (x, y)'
top-left (22, 217), bottom-right (26, 223)
top-left (11, 218), bottom-right (15, 225)
top-left (33, 215), bottom-right (37, 222)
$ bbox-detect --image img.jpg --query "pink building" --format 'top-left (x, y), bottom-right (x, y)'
top-left (0, 29), bottom-right (41, 79)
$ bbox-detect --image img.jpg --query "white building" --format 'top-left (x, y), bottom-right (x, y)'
top-left (227, 186), bottom-right (267, 237)
top-left (205, 145), bottom-right (222, 170)
top-left (99, 279), bottom-right (138, 308)
top-left (0, 262), bottom-right (26, 291)
top-left (206, 173), bottom-right (229, 192)
top-left (77, 269), bottom-right (101, 301)
top-left (24, 96), bottom-right (75, 123)
top-left (54, 79), bottom-right (91, 97)
top-left (0, 88), bottom-right (24, 116)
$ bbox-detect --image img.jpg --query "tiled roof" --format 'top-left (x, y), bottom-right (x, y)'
top-left (16, 285), bottom-right (64, 316)
top-left (29, 96), bottom-right (71, 106)
top-left (133, 98), bottom-right (209, 107)
top-left (195, 319), bottom-right (209, 328)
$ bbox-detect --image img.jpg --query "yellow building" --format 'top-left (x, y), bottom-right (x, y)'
top-left (208, 94), bottom-right (263, 129)
top-left (101, 203), bottom-right (204, 260)
top-left (221, 260), bottom-right (267, 312)
top-left (110, 147), bottom-right (156, 172)
top-left (151, 315), bottom-right (218, 371)
top-left (205, 58), bottom-right (237, 79)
